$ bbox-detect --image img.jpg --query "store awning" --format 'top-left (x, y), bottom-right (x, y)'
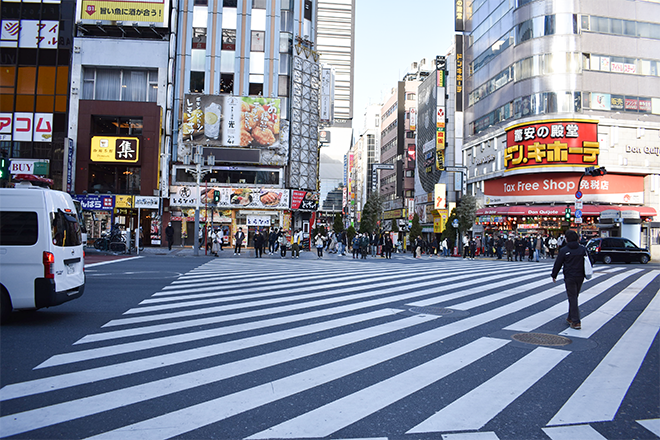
top-left (476, 205), bottom-right (657, 217)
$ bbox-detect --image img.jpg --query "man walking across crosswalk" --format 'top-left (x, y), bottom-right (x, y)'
top-left (551, 229), bottom-right (587, 329)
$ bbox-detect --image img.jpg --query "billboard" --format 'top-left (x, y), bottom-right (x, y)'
top-left (504, 119), bottom-right (599, 170)
top-left (0, 113), bottom-right (53, 142)
top-left (77, 0), bottom-right (169, 27)
top-left (291, 190), bottom-right (319, 211)
top-left (455, 34), bottom-right (464, 112)
top-left (181, 95), bottom-right (281, 149)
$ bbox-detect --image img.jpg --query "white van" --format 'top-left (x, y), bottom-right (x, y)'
top-left (0, 182), bottom-right (86, 321)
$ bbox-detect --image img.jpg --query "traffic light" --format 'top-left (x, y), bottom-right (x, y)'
top-left (564, 207), bottom-right (571, 221)
top-left (213, 190), bottom-right (220, 203)
top-left (0, 155), bottom-right (9, 181)
top-left (585, 166), bottom-right (607, 177)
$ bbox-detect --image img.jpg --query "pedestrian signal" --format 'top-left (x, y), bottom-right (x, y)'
top-left (0, 156), bottom-right (9, 181)
top-left (564, 207), bottom-right (571, 221)
top-left (213, 190), bottom-right (220, 203)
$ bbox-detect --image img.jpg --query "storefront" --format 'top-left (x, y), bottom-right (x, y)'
top-left (74, 194), bottom-right (114, 243)
top-left (169, 185), bottom-right (290, 248)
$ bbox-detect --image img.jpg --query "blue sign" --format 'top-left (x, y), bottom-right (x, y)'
top-left (575, 209), bottom-right (582, 218)
top-left (74, 194), bottom-right (114, 211)
top-left (452, 219), bottom-right (459, 228)
top-left (575, 190), bottom-right (582, 199)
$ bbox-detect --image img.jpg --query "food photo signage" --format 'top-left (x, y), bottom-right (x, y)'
top-left (291, 190), bottom-right (319, 211)
top-left (180, 94), bottom-right (280, 149)
top-left (169, 187), bottom-right (290, 209)
top-left (484, 173), bottom-right (644, 204)
top-left (504, 119), bottom-right (599, 170)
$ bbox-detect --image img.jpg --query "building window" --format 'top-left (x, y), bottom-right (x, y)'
top-left (91, 116), bottom-right (143, 135)
top-left (82, 68), bottom-right (158, 102)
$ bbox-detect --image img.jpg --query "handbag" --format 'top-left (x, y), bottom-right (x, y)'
top-left (584, 254), bottom-right (593, 280)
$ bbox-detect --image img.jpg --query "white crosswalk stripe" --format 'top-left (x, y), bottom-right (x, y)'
top-left (0, 258), bottom-right (657, 440)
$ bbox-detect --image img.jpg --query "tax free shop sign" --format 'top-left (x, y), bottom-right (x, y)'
top-left (484, 173), bottom-right (644, 205)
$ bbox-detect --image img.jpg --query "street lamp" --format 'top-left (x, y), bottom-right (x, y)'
top-left (183, 147), bottom-right (214, 256)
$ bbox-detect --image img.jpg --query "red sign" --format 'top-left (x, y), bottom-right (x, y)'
top-left (291, 190), bottom-right (319, 211)
top-left (484, 173), bottom-right (644, 205)
top-left (504, 119), bottom-right (599, 170)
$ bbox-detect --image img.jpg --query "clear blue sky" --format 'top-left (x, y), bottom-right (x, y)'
top-left (352, 0), bottom-right (456, 130)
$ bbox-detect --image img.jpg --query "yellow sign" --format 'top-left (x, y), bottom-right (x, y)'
top-left (80, 0), bottom-right (167, 25)
top-left (434, 209), bottom-right (449, 233)
top-left (115, 195), bottom-right (133, 208)
top-left (91, 136), bottom-right (139, 163)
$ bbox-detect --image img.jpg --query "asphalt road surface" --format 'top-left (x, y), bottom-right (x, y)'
top-left (1, 253), bottom-right (658, 440)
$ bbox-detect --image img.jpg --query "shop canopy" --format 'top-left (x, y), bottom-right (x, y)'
top-left (476, 205), bottom-right (657, 217)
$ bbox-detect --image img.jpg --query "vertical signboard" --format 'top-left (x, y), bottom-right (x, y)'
top-left (455, 0), bottom-right (465, 32)
top-left (436, 67), bottom-right (446, 171)
top-left (455, 34), bottom-right (464, 112)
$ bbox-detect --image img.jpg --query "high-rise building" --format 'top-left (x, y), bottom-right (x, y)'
top-left (380, 79), bottom-right (419, 230)
top-left (316, 0), bottom-right (355, 126)
top-left (168, 0), bottom-right (323, 245)
top-left (459, 0), bottom-right (660, 253)
top-left (0, 0), bottom-right (76, 189)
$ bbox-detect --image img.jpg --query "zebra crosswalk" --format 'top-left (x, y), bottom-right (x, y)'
top-left (0, 258), bottom-right (658, 440)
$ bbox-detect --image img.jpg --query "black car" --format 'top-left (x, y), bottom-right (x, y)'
top-left (586, 237), bottom-right (651, 264)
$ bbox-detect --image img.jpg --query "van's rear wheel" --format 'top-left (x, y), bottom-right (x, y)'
top-left (0, 288), bottom-right (12, 324)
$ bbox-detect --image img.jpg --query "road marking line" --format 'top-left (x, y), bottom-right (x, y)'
top-left (548, 285), bottom-right (660, 425)
top-left (637, 418), bottom-right (660, 437)
top-left (84, 256), bottom-right (142, 268)
top-left (542, 424), bottom-right (608, 440)
top-left (246, 338), bottom-right (510, 439)
top-left (407, 347), bottom-right (569, 433)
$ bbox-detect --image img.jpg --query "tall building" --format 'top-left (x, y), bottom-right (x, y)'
top-left (378, 78), bottom-right (422, 232)
top-left (316, 0), bottom-right (355, 125)
top-left (167, 0), bottom-right (322, 246)
top-left (316, 0), bottom-right (355, 212)
top-left (459, 0), bottom-right (660, 256)
top-left (0, 0), bottom-right (76, 189)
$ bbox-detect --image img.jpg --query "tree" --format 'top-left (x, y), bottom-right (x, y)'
top-left (346, 225), bottom-right (356, 246)
top-left (410, 213), bottom-right (422, 241)
top-left (333, 212), bottom-right (344, 233)
top-left (358, 193), bottom-right (383, 234)
top-left (456, 194), bottom-right (478, 237)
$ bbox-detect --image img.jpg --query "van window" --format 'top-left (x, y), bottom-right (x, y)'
top-left (50, 210), bottom-right (83, 247)
top-left (0, 212), bottom-right (39, 246)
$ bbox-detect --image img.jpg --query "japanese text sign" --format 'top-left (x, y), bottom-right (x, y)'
top-left (90, 136), bottom-right (139, 163)
top-left (505, 119), bottom-right (599, 170)
top-left (74, 194), bottom-right (114, 211)
top-left (291, 190), bottom-right (319, 211)
top-left (79, 0), bottom-right (168, 27)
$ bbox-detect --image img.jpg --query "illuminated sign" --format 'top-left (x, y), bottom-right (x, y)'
top-left (455, 35), bottom-right (464, 112)
top-left (90, 136), bottom-right (139, 163)
top-left (504, 119), bottom-right (599, 170)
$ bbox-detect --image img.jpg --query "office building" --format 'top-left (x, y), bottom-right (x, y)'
top-left (459, 0), bottom-right (660, 256)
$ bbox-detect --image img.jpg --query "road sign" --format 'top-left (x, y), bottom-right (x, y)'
top-left (575, 209), bottom-right (582, 218)
top-left (452, 219), bottom-right (459, 228)
top-left (575, 201), bottom-right (583, 210)
top-left (575, 217), bottom-right (583, 224)
top-left (445, 167), bottom-right (467, 172)
top-left (575, 190), bottom-right (582, 199)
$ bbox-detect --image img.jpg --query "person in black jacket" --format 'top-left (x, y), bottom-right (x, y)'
top-left (551, 229), bottom-right (587, 329)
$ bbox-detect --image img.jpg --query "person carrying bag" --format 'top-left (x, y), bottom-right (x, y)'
top-left (551, 229), bottom-right (588, 330)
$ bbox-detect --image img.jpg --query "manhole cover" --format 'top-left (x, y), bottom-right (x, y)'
top-left (511, 333), bottom-right (572, 347)
top-left (409, 306), bottom-right (455, 316)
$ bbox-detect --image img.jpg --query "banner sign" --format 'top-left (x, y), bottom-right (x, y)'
top-left (484, 173), bottom-right (643, 205)
top-left (291, 190), bottom-right (319, 211)
top-left (0, 113), bottom-right (53, 142)
top-left (79, 0), bottom-right (169, 27)
top-left (74, 194), bottom-right (114, 211)
top-left (134, 196), bottom-right (159, 209)
top-left (504, 119), bottom-right (599, 170)
top-left (181, 95), bottom-right (281, 149)
top-left (170, 186), bottom-right (289, 209)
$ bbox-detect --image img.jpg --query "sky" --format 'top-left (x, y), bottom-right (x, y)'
top-left (352, 0), bottom-right (456, 131)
